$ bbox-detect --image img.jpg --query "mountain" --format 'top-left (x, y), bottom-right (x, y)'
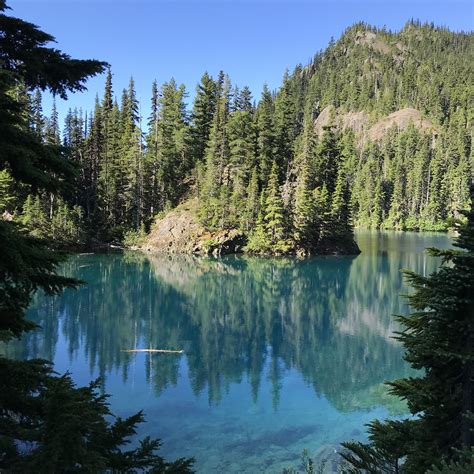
top-left (278, 20), bottom-right (473, 231)
top-left (5, 21), bottom-right (473, 252)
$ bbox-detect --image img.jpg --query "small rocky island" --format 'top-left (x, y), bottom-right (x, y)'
top-left (142, 203), bottom-right (246, 256)
top-left (141, 200), bottom-right (360, 257)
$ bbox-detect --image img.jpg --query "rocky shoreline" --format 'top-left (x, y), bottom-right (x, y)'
top-left (141, 205), bottom-right (361, 257)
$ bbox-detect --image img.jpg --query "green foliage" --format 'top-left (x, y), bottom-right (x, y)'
top-left (20, 194), bottom-right (85, 248)
top-left (123, 224), bottom-right (147, 248)
top-left (0, 220), bottom-right (79, 341)
top-left (255, 83), bottom-right (275, 185)
top-left (14, 20), bottom-right (470, 253)
top-left (264, 163), bottom-right (289, 248)
top-left (0, 2), bottom-right (194, 471)
top-left (190, 71), bottom-right (217, 164)
top-left (0, 357), bottom-right (194, 473)
top-left (293, 161), bottom-right (317, 248)
top-left (427, 449), bottom-right (474, 473)
top-left (341, 187), bottom-right (474, 472)
top-left (0, 168), bottom-right (16, 213)
top-left (246, 211), bottom-right (271, 254)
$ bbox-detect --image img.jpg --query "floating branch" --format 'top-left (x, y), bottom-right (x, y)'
top-left (121, 349), bottom-right (184, 354)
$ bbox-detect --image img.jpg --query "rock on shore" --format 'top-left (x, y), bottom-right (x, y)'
top-left (142, 203), bottom-right (246, 256)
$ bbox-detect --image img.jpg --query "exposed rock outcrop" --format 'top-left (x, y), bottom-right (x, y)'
top-left (142, 203), bottom-right (246, 256)
top-left (314, 106), bottom-right (438, 144)
top-left (354, 30), bottom-right (391, 54)
top-left (367, 108), bottom-right (437, 141)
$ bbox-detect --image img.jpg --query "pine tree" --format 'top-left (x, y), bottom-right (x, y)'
top-left (313, 184), bottom-right (331, 240)
top-left (293, 160), bottom-right (317, 249)
top-left (255, 84), bottom-right (275, 186)
top-left (144, 79), bottom-right (160, 218)
top-left (154, 79), bottom-right (189, 210)
top-left (243, 167), bottom-right (260, 232)
top-left (190, 72), bottom-right (216, 164)
top-left (0, 169), bottom-right (16, 214)
top-left (246, 189), bottom-right (271, 253)
top-left (44, 98), bottom-right (60, 146)
top-left (117, 78), bottom-right (143, 229)
top-left (20, 194), bottom-right (47, 238)
top-left (83, 95), bottom-right (103, 221)
top-left (264, 162), bottom-right (290, 252)
top-left (0, 3), bottom-right (193, 470)
top-left (385, 131), bottom-right (408, 230)
top-left (314, 125), bottom-right (341, 193)
top-left (31, 88), bottom-right (44, 138)
top-left (273, 70), bottom-right (296, 179)
top-left (342, 187), bottom-right (474, 473)
top-left (98, 67), bottom-right (114, 226)
top-left (199, 72), bottom-right (231, 227)
top-left (330, 166), bottom-right (354, 239)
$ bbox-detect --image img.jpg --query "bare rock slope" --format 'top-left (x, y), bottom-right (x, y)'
top-left (142, 202), bottom-right (246, 256)
top-left (314, 106), bottom-right (437, 144)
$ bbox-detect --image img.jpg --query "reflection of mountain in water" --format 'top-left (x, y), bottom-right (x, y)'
top-left (4, 232), bottom-right (450, 414)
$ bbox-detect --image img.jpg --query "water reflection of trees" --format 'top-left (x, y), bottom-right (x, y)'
top-left (3, 235), bottom-right (447, 412)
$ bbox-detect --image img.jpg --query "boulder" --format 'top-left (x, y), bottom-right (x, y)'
top-left (142, 204), bottom-right (246, 256)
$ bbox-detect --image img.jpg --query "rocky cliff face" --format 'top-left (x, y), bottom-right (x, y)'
top-left (314, 105), bottom-right (437, 145)
top-left (142, 203), bottom-right (246, 256)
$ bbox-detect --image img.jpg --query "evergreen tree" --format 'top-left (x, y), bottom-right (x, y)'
top-left (243, 167), bottom-right (260, 232)
top-left (144, 79), bottom-right (160, 218)
top-left (263, 162), bottom-right (290, 252)
top-left (273, 70), bottom-right (296, 178)
top-left (255, 84), bottom-right (275, 185)
top-left (330, 166), bottom-right (354, 239)
top-left (44, 98), bottom-right (60, 146)
top-left (293, 160), bottom-right (317, 249)
top-left (199, 71), bottom-right (231, 227)
top-left (31, 88), bottom-right (43, 138)
top-left (98, 67), bottom-right (114, 226)
top-left (190, 72), bottom-right (216, 164)
top-left (116, 78), bottom-right (143, 229)
top-left (0, 169), bottom-right (16, 213)
top-left (246, 189), bottom-right (271, 253)
top-left (155, 79), bottom-right (189, 210)
top-left (314, 125), bottom-right (341, 193)
top-left (342, 187), bottom-right (474, 473)
top-left (0, 3), bottom-right (194, 470)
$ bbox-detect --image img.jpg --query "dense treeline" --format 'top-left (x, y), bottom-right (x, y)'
top-left (1, 21), bottom-right (472, 251)
top-left (342, 188), bottom-right (474, 473)
top-left (0, 2), bottom-right (193, 471)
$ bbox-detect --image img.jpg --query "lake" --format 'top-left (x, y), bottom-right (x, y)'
top-left (4, 231), bottom-right (453, 472)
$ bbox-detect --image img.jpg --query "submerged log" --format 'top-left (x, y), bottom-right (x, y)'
top-left (121, 349), bottom-right (184, 354)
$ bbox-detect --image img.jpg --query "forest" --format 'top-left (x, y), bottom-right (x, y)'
top-left (1, 20), bottom-right (472, 254)
top-left (1, 0), bottom-right (473, 471)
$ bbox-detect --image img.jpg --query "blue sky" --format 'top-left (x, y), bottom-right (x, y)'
top-left (10, 0), bottom-right (474, 125)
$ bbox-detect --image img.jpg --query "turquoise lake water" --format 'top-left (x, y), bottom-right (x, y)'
top-left (4, 231), bottom-right (453, 472)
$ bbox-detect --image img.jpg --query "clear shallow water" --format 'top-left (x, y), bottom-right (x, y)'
top-left (3, 231), bottom-right (453, 472)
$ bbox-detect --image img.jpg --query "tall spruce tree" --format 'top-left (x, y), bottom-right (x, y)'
top-left (0, 2), bottom-right (193, 471)
top-left (144, 79), bottom-right (160, 218)
top-left (190, 72), bottom-right (217, 164)
top-left (263, 162), bottom-right (290, 252)
top-left (199, 71), bottom-right (231, 227)
top-left (255, 83), bottom-right (275, 186)
top-left (342, 187), bottom-right (474, 473)
top-left (155, 79), bottom-right (189, 209)
top-left (293, 160), bottom-right (317, 249)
